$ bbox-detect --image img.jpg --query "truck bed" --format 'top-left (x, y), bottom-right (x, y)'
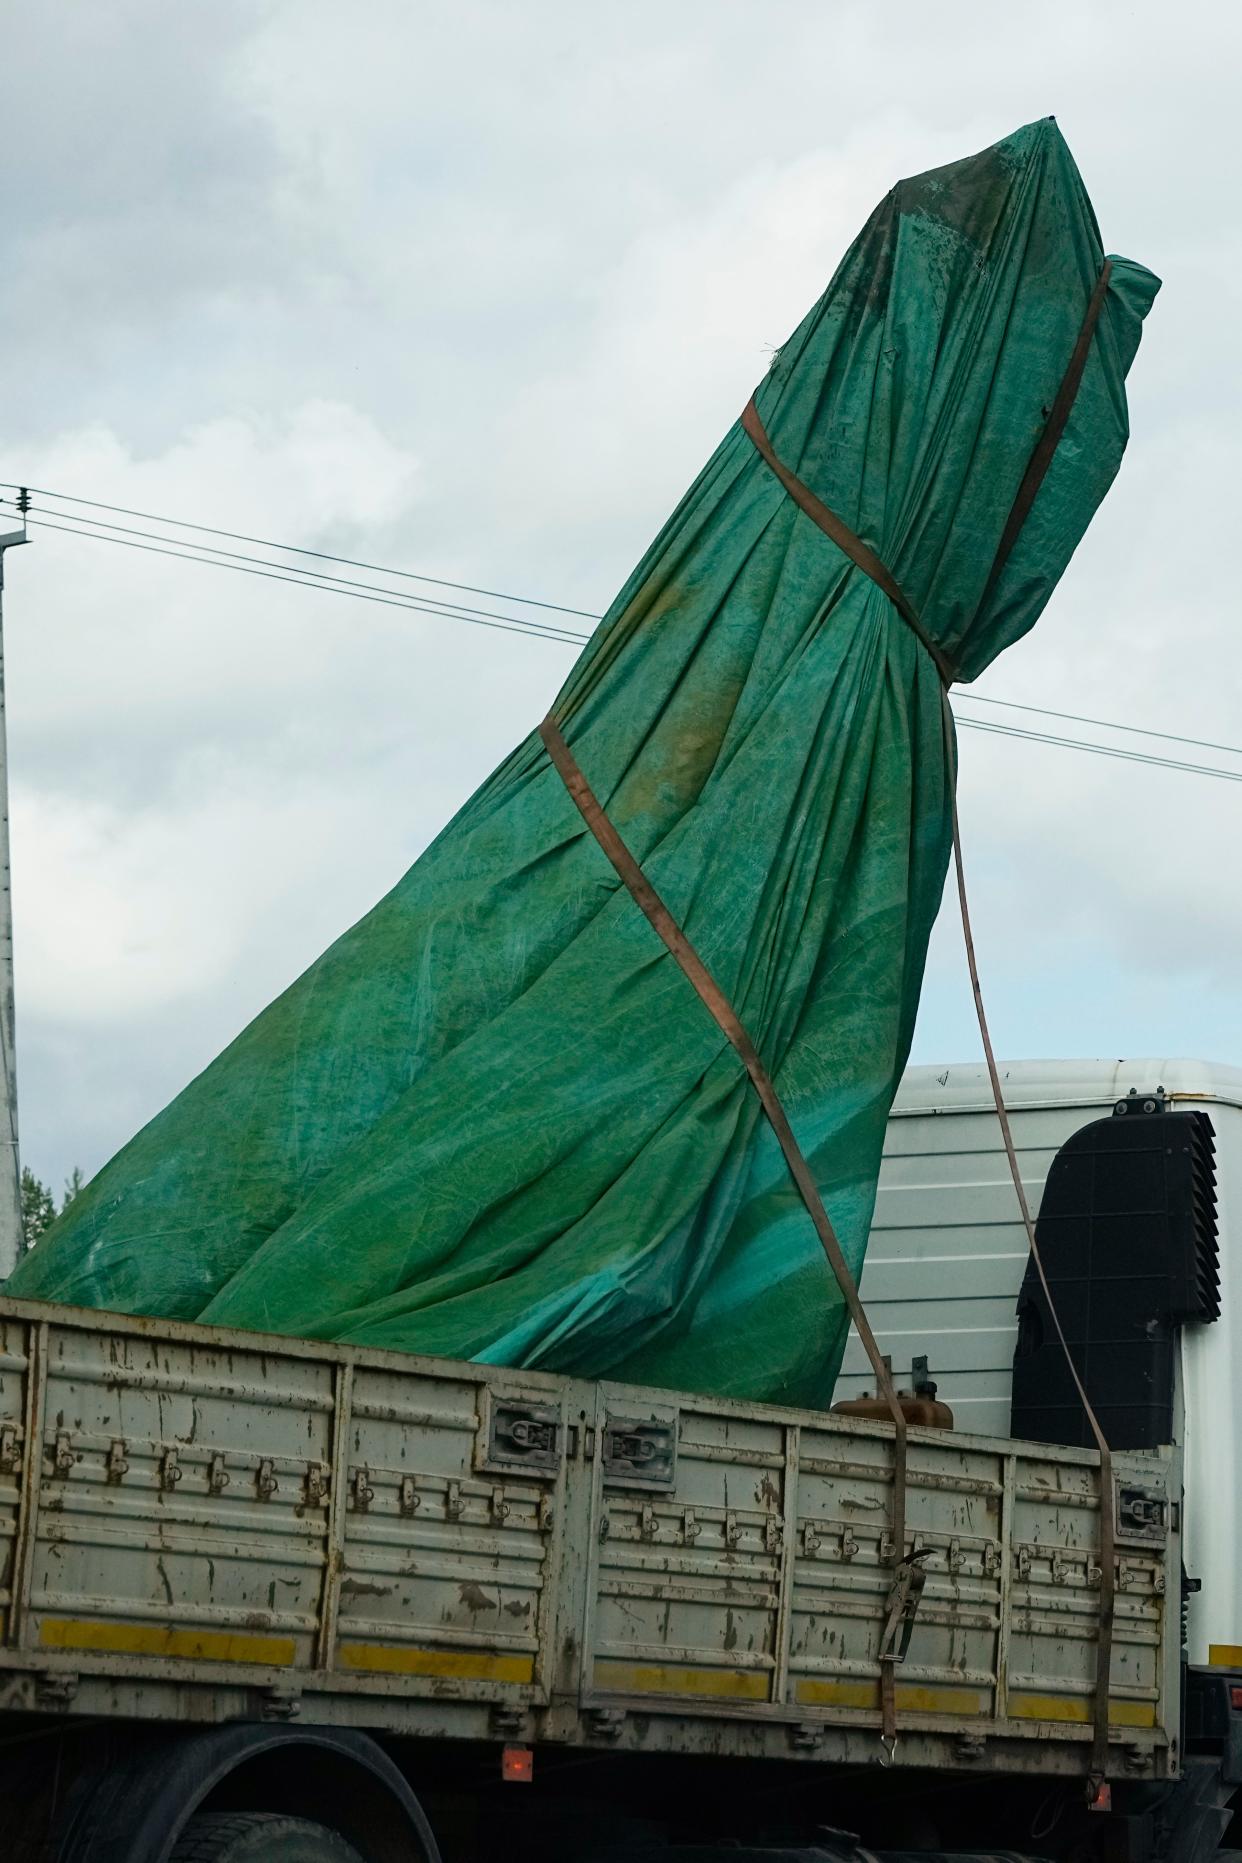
top-left (0, 1296), bottom-right (1181, 1778)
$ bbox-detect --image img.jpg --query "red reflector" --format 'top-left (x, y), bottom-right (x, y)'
top-left (1089, 1782), bottom-right (1113, 1813)
top-left (1230, 1687), bottom-right (1242, 1712)
top-left (502, 1745), bottom-right (533, 1783)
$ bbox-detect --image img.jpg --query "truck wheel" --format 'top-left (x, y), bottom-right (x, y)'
top-left (169, 1812), bottom-right (367, 1861)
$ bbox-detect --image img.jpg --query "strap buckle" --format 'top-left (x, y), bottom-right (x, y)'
top-left (878, 1547), bottom-right (932, 1666)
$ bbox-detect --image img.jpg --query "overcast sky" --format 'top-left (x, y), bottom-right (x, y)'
top-left (3, 0), bottom-right (1240, 1192)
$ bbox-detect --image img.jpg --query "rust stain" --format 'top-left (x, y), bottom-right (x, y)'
top-left (458, 1582), bottom-right (497, 1614)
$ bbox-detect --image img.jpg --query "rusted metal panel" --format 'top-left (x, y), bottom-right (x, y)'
top-left (0, 1295), bottom-right (1181, 1778)
top-left (27, 1317), bottom-right (335, 1671)
top-left (330, 1365), bottom-right (564, 1703)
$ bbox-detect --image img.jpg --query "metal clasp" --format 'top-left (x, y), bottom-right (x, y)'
top-left (877, 1547), bottom-right (932, 1666)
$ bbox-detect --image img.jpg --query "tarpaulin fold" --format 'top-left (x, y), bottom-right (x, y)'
top-left (13, 119), bottom-right (1158, 1408)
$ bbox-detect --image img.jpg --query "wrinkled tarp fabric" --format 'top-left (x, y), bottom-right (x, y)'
top-left (13, 121), bottom-right (1158, 1408)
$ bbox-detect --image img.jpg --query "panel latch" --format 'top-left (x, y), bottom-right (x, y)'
top-left (601, 1411), bottom-right (677, 1489)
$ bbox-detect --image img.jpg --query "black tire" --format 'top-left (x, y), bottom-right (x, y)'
top-left (169, 1812), bottom-right (368, 1861)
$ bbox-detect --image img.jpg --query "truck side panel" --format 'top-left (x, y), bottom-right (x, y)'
top-left (0, 1298), bottom-right (1180, 1778)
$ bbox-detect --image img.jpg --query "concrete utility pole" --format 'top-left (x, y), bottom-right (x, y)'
top-left (0, 505), bottom-right (28, 1279)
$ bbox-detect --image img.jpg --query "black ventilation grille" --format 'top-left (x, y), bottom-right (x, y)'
top-left (1011, 1103), bottom-right (1219, 1451)
top-left (1187, 1112), bottom-right (1221, 1320)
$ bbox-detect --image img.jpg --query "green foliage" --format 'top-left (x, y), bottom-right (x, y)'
top-left (20, 1166), bottom-right (54, 1252)
top-left (19, 1164), bottom-right (83, 1255)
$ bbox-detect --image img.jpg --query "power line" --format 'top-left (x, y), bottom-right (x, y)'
top-left (0, 504), bottom-right (588, 648)
top-left (956, 715), bottom-right (1242, 784)
top-left (959, 690), bottom-right (1242, 764)
top-left (0, 480), bottom-right (599, 621)
top-left (4, 487), bottom-right (1239, 789)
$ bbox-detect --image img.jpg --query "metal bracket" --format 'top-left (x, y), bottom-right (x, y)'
top-left (256, 1458), bottom-right (279, 1501)
top-left (159, 1447), bottom-right (182, 1491)
top-left (36, 1672), bottom-right (78, 1707)
top-left (51, 1430), bottom-right (75, 1476)
top-left (491, 1486), bottom-right (511, 1525)
top-left (208, 1453), bottom-right (230, 1494)
top-left (260, 1683), bottom-right (301, 1721)
top-left (764, 1514), bottom-right (783, 1553)
top-left (791, 1722), bottom-right (825, 1751)
top-left (0, 1420), bottom-right (21, 1473)
top-left (399, 1475), bottom-right (419, 1517)
top-left (106, 1440), bottom-right (129, 1483)
top-left (724, 1510), bottom-right (742, 1548)
top-left (348, 1465), bottom-right (373, 1511)
top-left (490, 1703), bottom-right (526, 1737)
top-left (839, 1526), bottom-right (859, 1561)
top-left (304, 1462), bottom-right (329, 1506)
top-left (445, 1479), bottom-right (464, 1520)
top-left (585, 1706), bottom-right (625, 1739)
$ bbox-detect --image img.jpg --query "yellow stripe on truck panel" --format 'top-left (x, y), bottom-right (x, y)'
top-left (39, 1617), bottom-right (296, 1667)
top-left (337, 1643), bottom-right (534, 1684)
top-left (595, 1659), bottom-right (770, 1702)
top-left (1009, 1691), bottom-right (1156, 1728)
top-left (1209, 1645), bottom-right (1242, 1669)
top-left (795, 1678), bottom-right (987, 1716)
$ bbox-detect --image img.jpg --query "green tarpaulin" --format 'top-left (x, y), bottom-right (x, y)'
top-left (13, 120), bottom-right (1158, 1407)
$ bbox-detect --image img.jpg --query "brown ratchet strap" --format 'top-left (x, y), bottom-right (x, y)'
top-left (974, 260), bottom-right (1113, 624)
top-left (739, 262), bottom-right (1117, 1785)
top-left (542, 709), bottom-right (911, 1747)
top-left (739, 398), bottom-right (958, 688)
top-left (946, 713), bottom-right (1116, 1794)
top-left (537, 714), bottom-right (911, 1607)
top-left (542, 258), bottom-right (1116, 1777)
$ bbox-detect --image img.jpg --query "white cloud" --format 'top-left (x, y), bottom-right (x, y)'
top-left (4, 0), bottom-right (1241, 1187)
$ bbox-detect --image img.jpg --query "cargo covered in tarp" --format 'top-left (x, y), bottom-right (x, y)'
top-left (13, 120), bottom-right (1158, 1407)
